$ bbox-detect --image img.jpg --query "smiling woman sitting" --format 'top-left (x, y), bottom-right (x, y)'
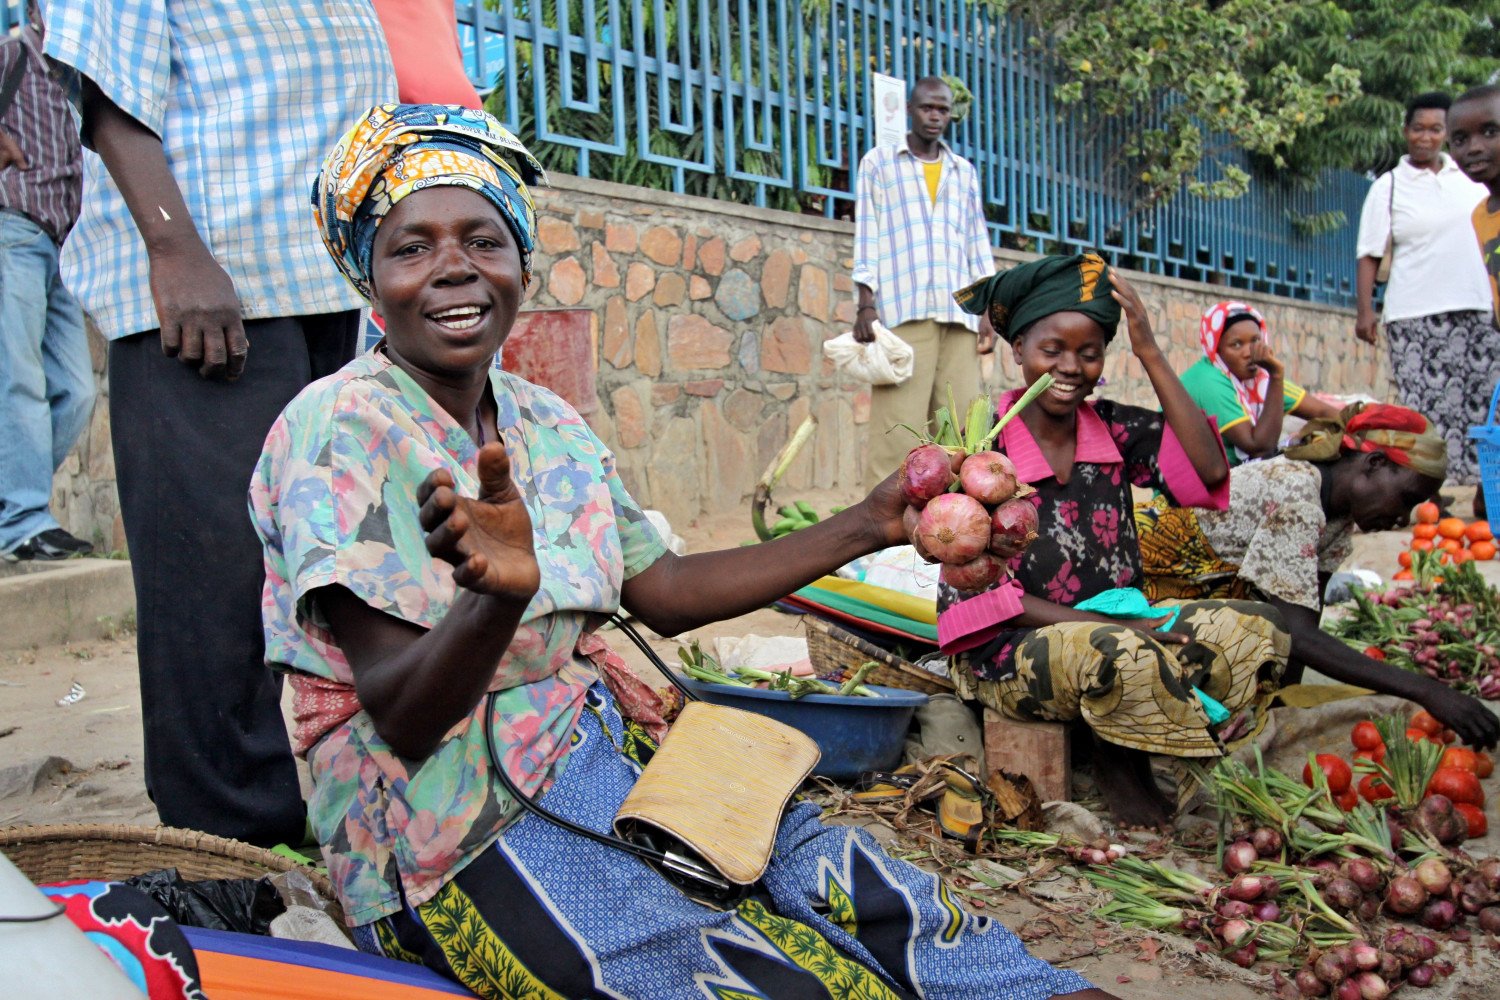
top-left (249, 104), bottom-right (1115, 1000)
top-left (941, 255), bottom-right (1292, 830)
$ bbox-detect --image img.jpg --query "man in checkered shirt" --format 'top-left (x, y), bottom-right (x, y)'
top-left (44, 0), bottom-right (396, 847)
top-left (853, 76), bottom-right (997, 491)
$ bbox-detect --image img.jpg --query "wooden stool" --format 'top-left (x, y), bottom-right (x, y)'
top-left (981, 708), bottom-right (1071, 802)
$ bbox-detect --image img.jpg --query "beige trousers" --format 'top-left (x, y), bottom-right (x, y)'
top-left (864, 319), bottom-right (980, 492)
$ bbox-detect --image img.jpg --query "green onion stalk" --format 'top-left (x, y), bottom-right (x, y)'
top-left (677, 641), bottom-right (877, 698)
top-left (1368, 715), bottom-right (1444, 811)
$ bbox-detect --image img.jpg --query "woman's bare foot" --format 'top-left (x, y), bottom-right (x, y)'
top-left (1091, 737), bottom-right (1173, 830)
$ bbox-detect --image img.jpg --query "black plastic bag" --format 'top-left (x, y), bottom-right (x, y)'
top-left (125, 867), bottom-right (286, 935)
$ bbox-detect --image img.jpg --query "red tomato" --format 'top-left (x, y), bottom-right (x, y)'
top-left (1303, 754), bottom-right (1354, 795)
top-left (1350, 721), bottom-right (1384, 752)
top-left (1477, 753), bottom-right (1495, 779)
top-left (1358, 773), bottom-right (1394, 803)
top-left (1335, 788), bottom-right (1360, 812)
top-left (1415, 502), bottom-right (1441, 525)
top-left (1440, 728), bottom-right (1457, 745)
top-left (1363, 646), bottom-right (1387, 661)
top-left (1441, 747), bottom-right (1481, 773)
top-left (1353, 747), bottom-right (1386, 767)
top-left (1406, 727), bottom-right (1439, 745)
top-left (1455, 802), bottom-right (1488, 839)
top-left (1428, 767), bottom-right (1485, 806)
top-left (1410, 710), bottom-right (1444, 736)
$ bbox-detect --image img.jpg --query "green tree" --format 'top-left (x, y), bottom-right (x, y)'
top-left (1008, 0), bottom-right (1500, 204)
top-left (1251, 0), bottom-right (1500, 178)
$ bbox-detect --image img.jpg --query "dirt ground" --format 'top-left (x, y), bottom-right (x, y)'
top-left (0, 485), bottom-right (1491, 998)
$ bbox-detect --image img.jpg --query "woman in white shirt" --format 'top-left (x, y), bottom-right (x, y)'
top-left (1354, 91), bottom-right (1497, 490)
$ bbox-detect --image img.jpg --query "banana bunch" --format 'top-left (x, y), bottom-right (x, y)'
top-left (769, 501), bottom-right (845, 537)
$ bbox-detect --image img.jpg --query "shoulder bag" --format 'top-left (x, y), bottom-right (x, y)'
top-left (482, 616), bottom-right (820, 910)
top-left (1375, 170), bottom-right (1396, 285)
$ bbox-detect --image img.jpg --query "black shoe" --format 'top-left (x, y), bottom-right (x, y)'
top-left (7, 528), bottom-right (94, 561)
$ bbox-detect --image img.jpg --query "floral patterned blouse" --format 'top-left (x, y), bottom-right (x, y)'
top-left (250, 350), bottom-right (666, 925)
top-left (937, 390), bottom-right (1228, 679)
top-left (1195, 456), bottom-right (1352, 611)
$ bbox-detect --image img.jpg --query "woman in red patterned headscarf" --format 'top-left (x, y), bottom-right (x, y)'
top-left (1179, 301), bottom-right (1341, 466)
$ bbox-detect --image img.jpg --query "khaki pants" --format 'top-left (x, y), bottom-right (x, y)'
top-left (864, 319), bottom-right (979, 492)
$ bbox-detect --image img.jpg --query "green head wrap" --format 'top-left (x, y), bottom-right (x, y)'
top-left (954, 252), bottom-right (1121, 344)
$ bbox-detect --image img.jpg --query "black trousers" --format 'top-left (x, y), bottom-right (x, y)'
top-left (109, 313), bottom-right (358, 846)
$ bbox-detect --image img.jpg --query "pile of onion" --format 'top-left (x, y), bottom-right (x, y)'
top-left (902, 444), bottom-right (1039, 592)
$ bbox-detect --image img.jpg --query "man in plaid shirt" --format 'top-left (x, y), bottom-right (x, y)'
top-left (44, 0), bottom-right (395, 847)
top-left (853, 76), bottom-right (996, 490)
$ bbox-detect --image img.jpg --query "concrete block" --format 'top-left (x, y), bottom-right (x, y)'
top-left (0, 559), bottom-right (135, 652)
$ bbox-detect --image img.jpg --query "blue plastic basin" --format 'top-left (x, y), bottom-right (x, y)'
top-left (681, 680), bottom-right (928, 780)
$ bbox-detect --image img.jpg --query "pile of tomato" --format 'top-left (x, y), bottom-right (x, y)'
top-left (1395, 504), bottom-right (1493, 582)
top-left (1301, 710), bottom-right (1494, 839)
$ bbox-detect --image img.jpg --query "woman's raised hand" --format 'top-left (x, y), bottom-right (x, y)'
top-left (1108, 270), bottom-right (1162, 362)
top-left (418, 442), bottom-right (541, 603)
top-left (1248, 340), bottom-right (1285, 380)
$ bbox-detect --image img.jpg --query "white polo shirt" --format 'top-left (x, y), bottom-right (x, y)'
top-left (1355, 154), bottom-right (1491, 322)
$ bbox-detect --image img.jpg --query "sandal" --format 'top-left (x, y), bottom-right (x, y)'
top-left (934, 757), bottom-right (990, 849)
top-left (851, 762), bottom-right (930, 804)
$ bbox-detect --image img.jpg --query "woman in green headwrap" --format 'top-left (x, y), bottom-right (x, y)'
top-left (939, 253), bottom-right (1291, 829)
top-left (1137, 403), bottom-right (1499, 749)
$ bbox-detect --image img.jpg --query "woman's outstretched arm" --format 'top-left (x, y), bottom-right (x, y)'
top-left (622, 471), bottom-right (911, 637)
top-left (1265, 593), bottom-right (1500, 749)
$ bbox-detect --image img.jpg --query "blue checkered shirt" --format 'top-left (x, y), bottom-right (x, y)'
top-left (42, 1), bottom-right (396, 340)
top-left (851, 138), bottom-right (995, 331)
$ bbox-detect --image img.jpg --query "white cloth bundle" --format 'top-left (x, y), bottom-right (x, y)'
top-left (822, 321), bottom-right (914, 385)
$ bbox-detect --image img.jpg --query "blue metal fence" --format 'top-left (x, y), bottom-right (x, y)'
top-left (2, 1), bottom-right (1367, 305)
top-left (454, 0), bottom-right (1367, 305)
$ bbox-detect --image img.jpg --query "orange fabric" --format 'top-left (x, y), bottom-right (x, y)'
top-left (369, 0), bottom-right (484, 108)
top-left (196, 950), bottom-right (464, 1000)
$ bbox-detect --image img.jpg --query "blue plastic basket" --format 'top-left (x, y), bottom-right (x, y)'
top-left (681, 680), bottom-right (928, 780)
top-left (1470, 382), bottom-right (1500, 517)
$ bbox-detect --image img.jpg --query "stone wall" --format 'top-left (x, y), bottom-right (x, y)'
top-left (523, 174), bottom-right (1385, 530)
top-left (51, 173), bottom-right (1387, 548)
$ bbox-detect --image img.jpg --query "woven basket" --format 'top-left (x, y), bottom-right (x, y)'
top-left (804, 617), bottom-right (953, 695)
top-left (0, 823), bottom-right (338, 915)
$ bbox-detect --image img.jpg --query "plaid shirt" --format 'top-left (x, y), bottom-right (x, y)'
top-left (42, 1), bottom-right (396, 340)
top-left (851, 138), bottom-right (994, 331)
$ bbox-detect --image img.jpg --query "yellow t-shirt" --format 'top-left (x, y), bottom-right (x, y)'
top-left (1472, 199), bottom-right (1500, 323)
top-left (923, 159), bottom-right (942, 204)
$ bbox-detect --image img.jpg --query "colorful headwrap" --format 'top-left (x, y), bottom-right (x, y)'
top-left (1284, 402), bottom-right (1449, 481)
top-left (1200, 300), bottom-right (1271, 424)
top-left (954, 252), bottom-right (1121, 344)
top-left (311, 103), bottom-right (546, 302)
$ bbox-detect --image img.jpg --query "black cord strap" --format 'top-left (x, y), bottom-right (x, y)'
top-left (0, 901), bottom-right (66, 923)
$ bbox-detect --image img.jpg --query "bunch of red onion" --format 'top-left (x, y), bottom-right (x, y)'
top-left (901, 444), bottom-right (1038, 592)
top-left (1294, 931), bottom-right (1446, 998)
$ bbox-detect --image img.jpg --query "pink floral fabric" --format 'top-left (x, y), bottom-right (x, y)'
top-left (250, 350), bottom-right (666, 924)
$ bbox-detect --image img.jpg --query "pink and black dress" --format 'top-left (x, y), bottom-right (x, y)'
top-left (936, 391), bottom-right (1291, 758)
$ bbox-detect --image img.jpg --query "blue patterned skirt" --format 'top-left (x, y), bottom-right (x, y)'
top-left (352, 682), bottom-right (1091, 1000)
